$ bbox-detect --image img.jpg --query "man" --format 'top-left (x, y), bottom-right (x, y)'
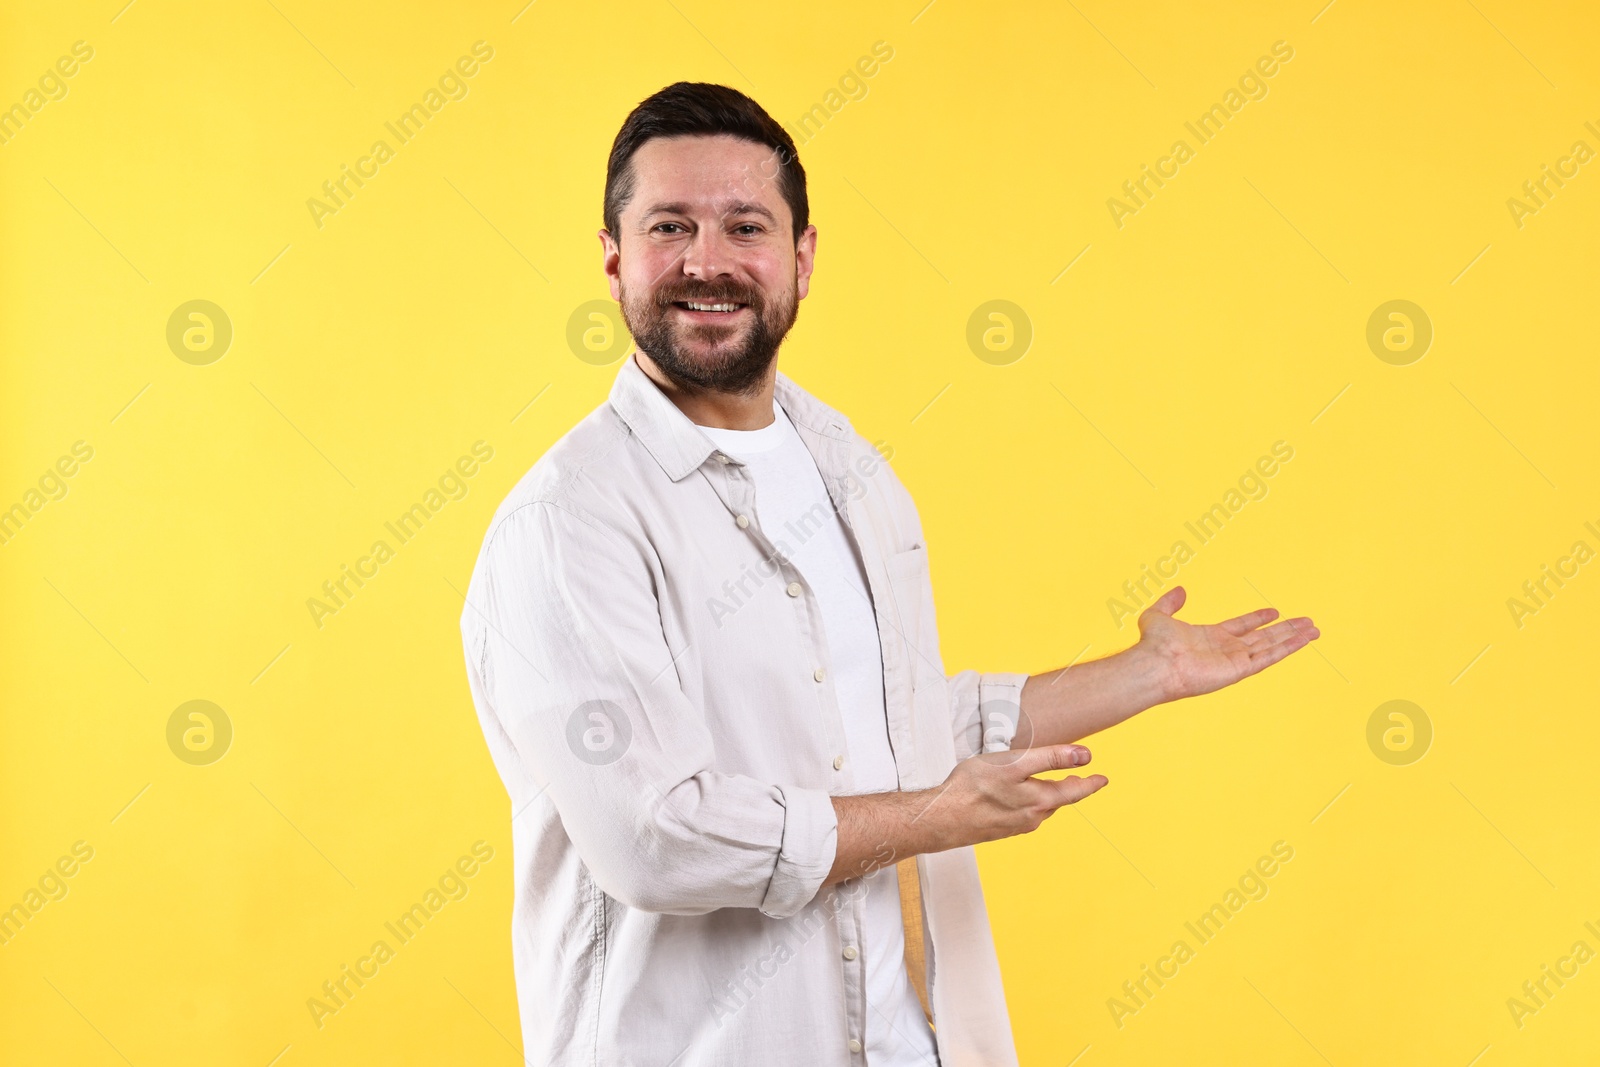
top-left (459, 82), bottom-right (1318, 1066)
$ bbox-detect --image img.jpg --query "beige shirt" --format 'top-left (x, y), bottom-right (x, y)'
top-left (459, 352), bottom-right (1029, 1066)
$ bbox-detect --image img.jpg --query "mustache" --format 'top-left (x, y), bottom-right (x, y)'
top-left (654, 283), bottom-right (762, 307)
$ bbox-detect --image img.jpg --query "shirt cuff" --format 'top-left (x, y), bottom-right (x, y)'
top-left (976, 671), bottom-right (1031, 754)
top-left (757, 784), bottom-right (839, 919)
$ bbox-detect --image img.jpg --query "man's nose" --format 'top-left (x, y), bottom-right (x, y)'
top-left (680, 226), bottom-right (735, 280)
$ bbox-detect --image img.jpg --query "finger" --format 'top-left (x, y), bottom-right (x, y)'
top-left (1139, 586), bottom-right (1186, 620)
top-left (1245, 626), bottom-right (1318, 672)
top-left (1239, 616), bottom-right (1317, 649)
top-left (1008, 743), bottom-right (1090, 778)
top-left (1038, 774), bottom-right (1109, 809)
top-left (1216, 606), bottom-right (1278, 636)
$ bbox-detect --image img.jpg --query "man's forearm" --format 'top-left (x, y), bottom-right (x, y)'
top-left (1017, 645), bottom-right (1172, 748)
top-left (821, 788), bottom-right (945, 887)
top-left (817, 648), bottom-right (1169, 886)
top-left (819, 739), bottom-right (1105, 888)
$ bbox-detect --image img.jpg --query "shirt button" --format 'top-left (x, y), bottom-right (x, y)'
top-left (735, 514), bottom-right (750, 529)
top-left (848, 1038), bottom-right (862, 1054)
top-left (813, 667), bottom-right (826, 682)
top-left (832, 755), bottom-right (844, 770)
top-left (842, 945), bottom-right (858, 960)
top-left (786, 582), bottom-right (802, 597)
top-left (716, 453), bottom-right (730, 464)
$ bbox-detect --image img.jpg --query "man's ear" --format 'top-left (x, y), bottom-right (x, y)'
top-left (599, 229), bottom-right (621, 300)
top-left (795, 224), bottom-right (818, 301)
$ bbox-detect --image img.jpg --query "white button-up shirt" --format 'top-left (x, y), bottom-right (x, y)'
top-left (459, 352), bottom-right (1029, 1066)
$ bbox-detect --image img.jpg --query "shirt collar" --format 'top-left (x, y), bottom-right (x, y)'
top-left (608, 351), bottom-right (855, 482)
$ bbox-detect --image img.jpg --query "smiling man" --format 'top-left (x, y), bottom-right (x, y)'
top-left (459, 82), bottom-right (1318, 1066)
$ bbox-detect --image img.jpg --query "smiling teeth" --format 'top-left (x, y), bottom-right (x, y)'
top-left (685, 302), bottom-right (739, 312)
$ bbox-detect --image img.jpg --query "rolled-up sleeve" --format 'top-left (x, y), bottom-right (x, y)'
top-left (948, 669), bottom-right (1031, 760)
top-left (468, 499), bottom-right (837, 918)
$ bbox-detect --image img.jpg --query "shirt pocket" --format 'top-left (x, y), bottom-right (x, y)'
top-left (884, 543), bottom-right (936, 687)
top-left (885, 542), bottom-right (959, 784)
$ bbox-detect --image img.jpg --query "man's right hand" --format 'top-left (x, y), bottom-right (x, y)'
top-left (823, 744), bottom-right (1108, 886)
top-left (931, 743), bottom-right (1108, 848)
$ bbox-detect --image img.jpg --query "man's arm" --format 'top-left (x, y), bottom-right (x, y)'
top-left (1017, 586), bottom-right (1320, 748)
top-left (470, 500), bottom-right (838, 919)
top-left (815, 585), bottom-right (1317, 885)
top-left (821, 742), bottom-right (1108, 886)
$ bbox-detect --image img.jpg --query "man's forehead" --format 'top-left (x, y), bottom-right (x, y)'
top-left (627, 135), bottom-right (787, 210)
top-left (632, 132), bottom-right (781, 167)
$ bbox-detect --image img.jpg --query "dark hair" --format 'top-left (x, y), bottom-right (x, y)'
top-left (603, 82), bottom-right (809, 244)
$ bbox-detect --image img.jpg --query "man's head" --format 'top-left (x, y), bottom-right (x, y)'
top-left (600, 83), bottom-right (817, 396)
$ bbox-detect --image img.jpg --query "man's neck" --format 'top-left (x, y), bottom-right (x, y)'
top-left (633, 350), bottom-right (778, 430)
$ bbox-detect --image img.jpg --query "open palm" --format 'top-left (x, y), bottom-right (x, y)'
top-left (1136, 586), bottom-right (1320, 700)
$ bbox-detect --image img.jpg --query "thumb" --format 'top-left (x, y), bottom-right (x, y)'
top-left (1009, 743), bottom-right (1090, 779)
top-left (1139, 585), bottom-right (1186, 623)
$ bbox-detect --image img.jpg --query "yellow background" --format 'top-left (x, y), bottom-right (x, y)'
top-left (3, 0), bottom-right (1597, 1063)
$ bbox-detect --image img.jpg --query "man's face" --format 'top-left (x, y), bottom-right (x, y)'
top-left (602, 134), bottom-right (817, 394)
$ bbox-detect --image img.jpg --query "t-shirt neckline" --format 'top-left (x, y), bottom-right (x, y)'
top-left (696, 399), bottom-right (792, 456)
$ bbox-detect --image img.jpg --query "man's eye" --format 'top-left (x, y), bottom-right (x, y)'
top-left (734, 224), bottom-right (760, 235)
top-left (655, 223), bottom-right (686, 234)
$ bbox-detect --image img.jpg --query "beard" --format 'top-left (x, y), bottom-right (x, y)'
top-left (618, 270), bottom-right (799, 396)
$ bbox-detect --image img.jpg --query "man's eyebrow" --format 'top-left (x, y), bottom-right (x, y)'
top-left (723, 202), bottom-right (777, 223)
top-left (639, 201), bottom-right (778, 224)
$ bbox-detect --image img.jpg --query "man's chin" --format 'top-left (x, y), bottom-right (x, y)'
top-left (623, 300), bottom-right (793, 392)
top-left (672, 350), bottom-right (767, 382)
top-left (668, 325), bottom-right (759, 362)
top-left (645, 337), bottom-right (778, 393)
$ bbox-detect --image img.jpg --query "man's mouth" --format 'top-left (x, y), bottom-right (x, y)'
top-left (672, 301), bottom-right (748, 315)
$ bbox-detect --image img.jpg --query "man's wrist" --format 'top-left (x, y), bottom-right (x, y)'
top-left (1123, 640), bottom-right (1181, 708)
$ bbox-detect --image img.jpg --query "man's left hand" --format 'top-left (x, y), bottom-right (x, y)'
top-left (1135, 586), bottom-right (1320, 702)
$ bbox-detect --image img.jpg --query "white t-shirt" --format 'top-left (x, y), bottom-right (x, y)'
top-left (699, 399), bottom-right (938, 1067)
